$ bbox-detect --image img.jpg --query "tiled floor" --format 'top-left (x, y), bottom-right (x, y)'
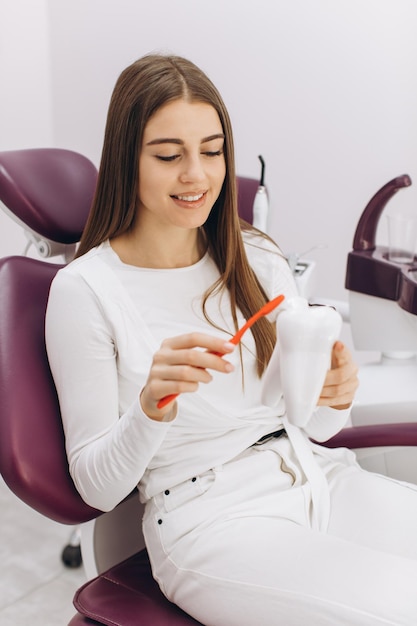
top-left (0, 476), bottom-right (86, 625)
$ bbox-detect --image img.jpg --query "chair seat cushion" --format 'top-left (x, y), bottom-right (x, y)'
top-left (68, 615), bottom-right (97, 626)
top-left (73, 548), bottom-right (202, 626)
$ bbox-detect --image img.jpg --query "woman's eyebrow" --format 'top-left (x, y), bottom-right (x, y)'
top-left (146, 138), bottom-right (183, 146)
top-left (201, 133), bottom-right (225, 144)
top-left (145, 133), bottom-right (224, 147)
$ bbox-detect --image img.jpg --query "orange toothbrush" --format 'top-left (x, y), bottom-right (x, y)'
top-left (157, 293), bottom-right (285, 409)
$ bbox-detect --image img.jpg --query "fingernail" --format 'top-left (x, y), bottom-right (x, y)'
top-left (223, 342), bottom-right (235, 352)
top-left (224, 362), bottom-right (234, 372)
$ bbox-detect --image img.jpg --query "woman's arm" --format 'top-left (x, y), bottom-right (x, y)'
top-left (45, 270), bottom-right (173, 511)
top-left (46, 269), bottom-right (236, 511)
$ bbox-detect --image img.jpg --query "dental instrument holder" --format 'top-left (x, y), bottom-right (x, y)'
top-left (262, 296), bottom-right (342, 428)
top-left (252, 155), bottom-right (269, 232)
top-left (345, 174), bottom-right (417, 356)
top-left (249, 154), bottom-right (317, 296)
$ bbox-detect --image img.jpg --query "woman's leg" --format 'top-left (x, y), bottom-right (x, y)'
top-left (144, 447), bottom-right (417, 626)
top-left (326, 463), bottom-right (417, 560)
top-left (152, 514), bottom-right (417, 626)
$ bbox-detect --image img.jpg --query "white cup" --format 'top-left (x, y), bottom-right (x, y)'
top-left (386, 214), bottom-right (417, 264)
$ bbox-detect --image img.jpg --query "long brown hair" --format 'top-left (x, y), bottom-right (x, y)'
top-left (77, 54), bottom-right (276, 375)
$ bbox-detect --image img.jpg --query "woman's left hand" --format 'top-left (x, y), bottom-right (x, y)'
top-left (318, 341), bottom-right (359, 410)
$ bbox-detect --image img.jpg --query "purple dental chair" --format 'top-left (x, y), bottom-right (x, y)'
top-left (1, 148), bottom-right (417, 626)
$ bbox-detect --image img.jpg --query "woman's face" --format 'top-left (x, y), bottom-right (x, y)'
top-left (137, 99), bottom-right (226, 232)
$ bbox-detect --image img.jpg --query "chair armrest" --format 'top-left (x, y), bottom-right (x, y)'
top-left (321, 422), bottom-right (417, 449)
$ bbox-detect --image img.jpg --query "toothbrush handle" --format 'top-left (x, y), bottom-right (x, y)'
top-left (157, 393), bottom-right (179, 409)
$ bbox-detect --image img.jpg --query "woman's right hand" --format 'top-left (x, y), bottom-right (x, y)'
top-left (140, 332), bottom-right (235, 422)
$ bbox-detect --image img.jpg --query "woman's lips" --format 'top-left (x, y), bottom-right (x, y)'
top-left (171, 191), bottom-right (207, 208)
top-left (174, 192), bottom-right (204, 201)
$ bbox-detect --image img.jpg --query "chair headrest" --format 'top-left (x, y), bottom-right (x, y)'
top-left (0, 148), bottom-right (98, 244)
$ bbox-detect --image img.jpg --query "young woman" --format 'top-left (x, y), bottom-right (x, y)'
top-left (46, 54), bottom-right (417, 625)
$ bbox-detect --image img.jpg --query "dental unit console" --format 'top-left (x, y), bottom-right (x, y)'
top-left (262, 296), bottom-right (343, 428)
top-left (346, 174), bottom-right (417, 354)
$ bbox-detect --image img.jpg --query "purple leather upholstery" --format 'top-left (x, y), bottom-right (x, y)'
top-left (321, 421), bottom-right (417, 449)
top-left (0, 256), bottom-right (100, 524)
top-left (73, 549), bottom-right (202, 626)
top-left (237, 176), bottom-right (258, 224)
top-left (0, 148), bottom-right (97, 243)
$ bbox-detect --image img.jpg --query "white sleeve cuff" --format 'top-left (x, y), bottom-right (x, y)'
top-left (302, 405), bottom-right (351, 442)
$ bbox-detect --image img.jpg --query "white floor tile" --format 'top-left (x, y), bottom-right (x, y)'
top-left (0, 572), bottom-right (85, 626)
top-left (0, 477), bottom-right (86, 625)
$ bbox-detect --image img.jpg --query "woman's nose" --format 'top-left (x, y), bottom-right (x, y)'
top-left (178, 155), bottom-right (206, 184)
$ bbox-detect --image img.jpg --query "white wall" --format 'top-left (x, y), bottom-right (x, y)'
top-left (2, 0), bottom-right (417, 303)
top-left (0, 0), bottom-right (53, 255)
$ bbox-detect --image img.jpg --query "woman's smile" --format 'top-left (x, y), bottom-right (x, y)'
top-left (171, 191), bottom-right (208, 208)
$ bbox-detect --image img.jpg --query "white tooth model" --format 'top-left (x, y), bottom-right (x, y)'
top-left (262, 296), bottom-right (343, 428)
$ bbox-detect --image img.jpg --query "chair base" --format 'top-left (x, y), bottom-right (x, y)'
top-left (72, 548), bottom-right (202, 626)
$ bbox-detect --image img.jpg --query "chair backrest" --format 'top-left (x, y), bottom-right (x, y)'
top-left (0, 147), bottom-right (258, 527)
top-left (237, 176), bottom-right (258, 224)
top-left (0, 256), bottom-right (100, 524)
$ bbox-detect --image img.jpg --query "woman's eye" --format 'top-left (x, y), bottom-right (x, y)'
top-left (203, 150), bottom-right (223, 157)
top-left (156, 155), bottom-right (180, 162)
top-left (155, 149), bottom-right (223, 162)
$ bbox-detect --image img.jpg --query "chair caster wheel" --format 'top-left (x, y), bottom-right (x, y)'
top-left (62, 543), bottom-right (82, 568)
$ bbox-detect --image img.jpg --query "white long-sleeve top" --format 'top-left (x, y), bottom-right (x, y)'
top-left (45, 233), bottom-right (349, 513)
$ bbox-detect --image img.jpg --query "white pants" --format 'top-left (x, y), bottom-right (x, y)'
top-left (143, 436), bottom-right (417, 625)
